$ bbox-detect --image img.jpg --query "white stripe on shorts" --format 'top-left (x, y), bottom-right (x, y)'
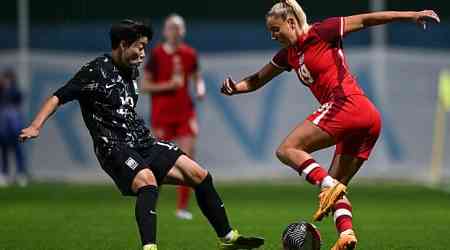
top-left (333, 208), bottom-right (352, 222)
top-left (302, 162), bottom-right (320, 176)
top-left (312, 108), bottom-right (329, 125)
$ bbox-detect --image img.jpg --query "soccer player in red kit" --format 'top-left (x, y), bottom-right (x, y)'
top-left (142, 14), bottom-right (206, 220)
top-left (221, 0), bottom-right (440, 249)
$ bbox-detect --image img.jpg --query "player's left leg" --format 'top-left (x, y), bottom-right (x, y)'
top-left (328, 154), bottom-right (364, 250)
top-left (163, 155), bottom-right (264, 250)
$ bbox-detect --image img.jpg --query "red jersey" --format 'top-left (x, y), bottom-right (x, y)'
top-left (145, 43), bottom-right (199, 123)
top-left (271, 17), bottom-right (364, 104)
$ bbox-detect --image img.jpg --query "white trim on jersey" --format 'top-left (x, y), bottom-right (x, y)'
top-left (340, 16), bottom-right (344, 38)
top-left (302, 162), bottom-right (320, 176)
top-left (270, 60), bottom-right (287, 70)
top-left (334, 208), bottom-right (353, 222)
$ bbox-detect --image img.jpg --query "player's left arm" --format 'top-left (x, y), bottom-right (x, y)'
top-left (191, 70), bottom-right (206, 100)
top-left (344, 10), bottom-right (440, 34)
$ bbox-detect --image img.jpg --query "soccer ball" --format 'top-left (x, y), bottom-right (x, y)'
top-left (282, 220), bottom-right (322, 250)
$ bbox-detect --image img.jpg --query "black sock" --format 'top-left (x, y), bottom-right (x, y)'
top-left (194, 173), bottom-right (232, 237)
top-left (135, 185), bottom-right (158, 246)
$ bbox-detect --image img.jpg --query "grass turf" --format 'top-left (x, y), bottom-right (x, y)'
top-left (1, 181), bottom-right (449, 250)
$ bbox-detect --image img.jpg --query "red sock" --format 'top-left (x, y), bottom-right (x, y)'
top-left (297, 159), bottom-right (328, 185)
top-left (333, 199), bottom-right (353, 234)
top-left (177, 185), bottom-right (191, 210)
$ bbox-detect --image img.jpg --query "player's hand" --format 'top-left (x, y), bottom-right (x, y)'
top-left (414, 10), bottom-right (440, 30)
top-left (196, 88), bottom-right (206, 100)
top-left (170, 75), bottom-right (184, 90)
top-left (19, 126), bottom-right (40, 143)
top-left (221, 77), bottom-right (237, 96)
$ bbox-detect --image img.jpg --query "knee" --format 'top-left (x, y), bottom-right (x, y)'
top-left (132, 169), bottom-right (158, 193)
top-left (276, 144), bottom-right (291, 165)
top-left (193, 169), bottom-right (209, 186)
top-left (194, 171), bottom-right (213, 190)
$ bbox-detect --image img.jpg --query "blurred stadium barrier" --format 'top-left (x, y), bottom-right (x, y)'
top-left (0, 48), bottom-right (449, 183)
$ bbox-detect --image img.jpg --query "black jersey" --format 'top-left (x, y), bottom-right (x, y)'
top-left (54, 54), bottom-right (155, 150)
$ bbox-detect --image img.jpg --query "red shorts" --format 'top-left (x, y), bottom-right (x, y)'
top-left (151, 115), bottom-right (198, 141)
top-left (307, 95), bottom-right (382, 160)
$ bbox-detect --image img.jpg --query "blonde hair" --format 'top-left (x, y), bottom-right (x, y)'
top-left (266, 0), bottom-right (308, 32)
top-left (164, 13), bottom-right (186, 37)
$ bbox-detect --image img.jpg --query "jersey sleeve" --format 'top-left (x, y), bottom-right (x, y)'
top-left (270, 48), bottom-right (291, 71)
top-left (53, 63), bottom-right (100, 105)
top-left (314, 17), bottom-right (345, 43)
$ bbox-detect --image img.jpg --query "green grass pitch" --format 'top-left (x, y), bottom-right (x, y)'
top-left (1, 181), bottom-right (450, 250)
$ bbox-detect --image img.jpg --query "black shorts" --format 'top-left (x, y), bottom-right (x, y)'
top-left (96, 141), bottom-right (184, 196)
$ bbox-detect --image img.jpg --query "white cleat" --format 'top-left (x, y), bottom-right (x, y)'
top-left (175, 209), bottom-right (193, 220)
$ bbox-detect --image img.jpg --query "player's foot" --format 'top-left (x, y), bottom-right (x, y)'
top-left (331, 229), bottom-right (357, 250)
top-left (313, 182), bottom-right (347, 221)
top-left (143, 243), bottom-right (157, 250)
top-left (175, 209), bottom-right (193, 220)
top-left (219, 229), bottom-right (264, 250)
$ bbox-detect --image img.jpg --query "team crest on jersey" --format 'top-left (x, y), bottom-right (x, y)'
top-left (125, 157), bottom-right (139, 170)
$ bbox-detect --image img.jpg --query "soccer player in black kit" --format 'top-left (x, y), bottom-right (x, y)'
top-left (19, 19), bottom-right (264, 250)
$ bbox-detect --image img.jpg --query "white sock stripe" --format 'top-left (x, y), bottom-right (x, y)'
top-left (302, 163), bottom-right (320, 176)
top-left (333, 208), bottom-right (352, 222)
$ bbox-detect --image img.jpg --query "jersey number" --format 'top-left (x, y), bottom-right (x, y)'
top-left (297, 64), bottom-right (314, 86)
top-left (120, 96), bottom-right (135, 107)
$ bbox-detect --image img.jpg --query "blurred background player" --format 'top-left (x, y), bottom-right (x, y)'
top-left (142, 14), bottom-right (206, 220)
top-left (0, 68), bottom-right (27, 187)
top-left (221, 0), bottom-right (440, 249)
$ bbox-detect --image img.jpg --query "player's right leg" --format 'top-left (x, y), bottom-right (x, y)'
top-left (275, 119), bottom-right (347, 221)
top-left (131, 169), bottom-right (159, 250)
top-left (163, 155), bottom-right (264, 250)
top-left (96, 145), bottom-right (162, 250)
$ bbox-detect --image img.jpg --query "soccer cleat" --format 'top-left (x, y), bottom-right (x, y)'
top-left (175, 209), bottom-right (193, 220)
top-left (219, 229), bottom-right (265, 250)
top-left (143, 244), bottom-right (157, 250)
top-left (331, 230), bottom-right (357, 250)
top-left (313, 182), bottom-right (347, 221)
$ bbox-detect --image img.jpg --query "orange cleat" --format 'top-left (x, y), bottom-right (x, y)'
top-left (331, 231), bottom-right (357, 250)
top-left (313, 182), bottom-right (347, 221)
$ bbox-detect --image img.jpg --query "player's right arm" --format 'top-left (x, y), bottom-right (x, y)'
top-left (20, 63), bottom-right (95, 142)
top-left (221, 63), bottom-right (283, 96)
top-left (140, 70), bottom-right (183, 93)
top-left (141, 48), bottom-right (183, 93)
top-left (19, 96), bottom-right (60, 142)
